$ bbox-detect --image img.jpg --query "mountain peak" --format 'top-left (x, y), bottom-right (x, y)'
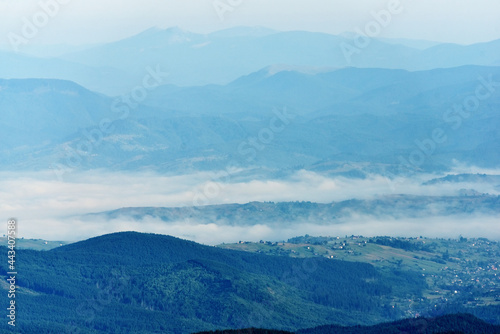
top-left (51, 232), bottom-right (205, 262)
top-left (264, 64), bottom-right (338, 76)
top-left (209, 26), bottom-right (278, 38)
top-left (163, 26), bottom-right (189, 35)
top-left (228, 64), bottom-right (337, 87)
top-left (133, 26), bottom-right (196, 44)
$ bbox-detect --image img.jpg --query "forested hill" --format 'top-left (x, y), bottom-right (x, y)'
top-left (298, 313), bottom-right (500, 334)
top-left (0, 232), bottom-right (425, 333)
top-left (194, 313), bottom-right (500, 334)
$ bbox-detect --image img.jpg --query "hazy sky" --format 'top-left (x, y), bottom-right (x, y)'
top-left (0, 0), bottom-right (499, 47)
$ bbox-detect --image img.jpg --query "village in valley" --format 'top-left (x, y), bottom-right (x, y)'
top-left (219, 235), bottom-right (500, 317)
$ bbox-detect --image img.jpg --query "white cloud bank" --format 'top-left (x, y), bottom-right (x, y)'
top-left (0, 169), bottom-right (498, 244)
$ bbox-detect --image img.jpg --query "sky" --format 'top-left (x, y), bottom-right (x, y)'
top-left (0, 0), bottom-right (499, 47)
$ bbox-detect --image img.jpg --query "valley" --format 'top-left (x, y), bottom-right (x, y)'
top-left (219, 235), bottom-right (500, 322)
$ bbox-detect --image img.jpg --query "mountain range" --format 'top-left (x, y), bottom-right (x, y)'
top-left (85, 195), bottom-right (500, 227)
top-left (3, 27), bottom-right (500, 95)
top-left (1, 64), bottom-right (499, 174)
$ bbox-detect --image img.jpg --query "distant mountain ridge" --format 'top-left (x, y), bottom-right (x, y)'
top-left (2, 27), bottom-right (500, 94)
top-left (1, 64), bottom-right (499, 173)
top-left (85, 195), bottom-right (500, 227)
top-left (60, 27), bottom-right (500, 89)
top-left (423, 173), bottom-right (500, 185)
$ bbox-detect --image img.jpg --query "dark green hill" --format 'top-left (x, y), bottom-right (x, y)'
top-left (196, 328), bottom-right (293, 334)
top-left (298, 313), bottom-right (500, 334)
top-left (0, 232), bottom-right (426, 333)
top-left (193, 314), bottom-right (500, 334)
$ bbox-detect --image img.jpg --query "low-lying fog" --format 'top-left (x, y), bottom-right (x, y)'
top-left (1, 167), bottom-right (499, 244)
